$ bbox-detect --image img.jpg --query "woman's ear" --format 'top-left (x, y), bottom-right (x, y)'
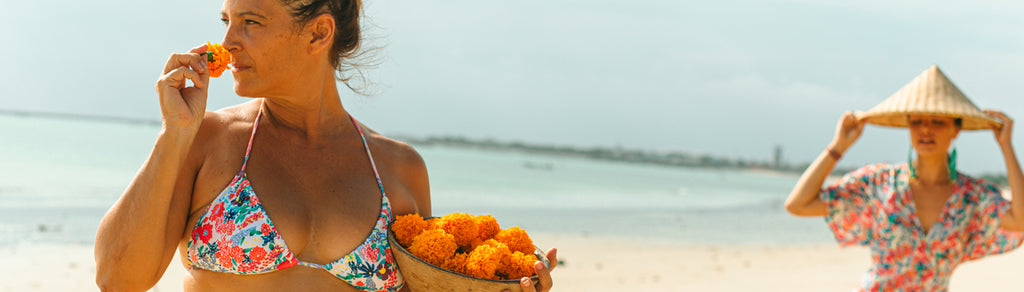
top-left (307, 14), bottom-right (335, 55)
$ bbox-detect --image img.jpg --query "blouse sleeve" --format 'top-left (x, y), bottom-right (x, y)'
top-left (963, 180), bottom-right (1024, 261)
top-left (819, 164), bottom-right (883, 247)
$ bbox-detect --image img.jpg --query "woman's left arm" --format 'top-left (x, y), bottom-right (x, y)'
top-left (987, 110), bottom-right (1024, 231)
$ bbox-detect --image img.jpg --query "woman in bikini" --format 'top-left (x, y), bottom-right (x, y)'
top-left (94, 0), bottom-right (556, 291)
top-left (784, 65), bottom-right (1024, 291)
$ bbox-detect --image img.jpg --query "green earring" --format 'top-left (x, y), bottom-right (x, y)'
top-left (909, 146), bottom-right (917, 180)
top-left (948, 147), bottom-right (957, 183)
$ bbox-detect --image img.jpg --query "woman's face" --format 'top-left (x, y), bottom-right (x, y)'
top-left (221, 0), bottom-right (314, 98)
top-left (908, 114), bottom-right (960, 157)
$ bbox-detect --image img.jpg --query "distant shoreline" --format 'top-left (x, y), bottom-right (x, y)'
top-left (396, 135), bottom-right (850, 175)
top-left (0, 109), bottom-right (1006, 183)
top-left (395, 136), bottom-right (1010, 185)
top-left (0, 109), bottom-right (160, 126)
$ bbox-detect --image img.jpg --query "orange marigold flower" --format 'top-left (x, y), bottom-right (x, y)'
top-left (474, 214), bottom-right (500, 242)
top-left (467, 238), bottom-right (484, 251)
top-left (400, 213), bottom-right (540, 280)
top-left (392, 213), bottom-right (428, 247)
top-left (494, 226), bottom-right (534, 254)
top-left (441, 252), bottom-right (469, 275)
top-left (204, 42), bottom-right (232, 78)
top-left (503, 251), bottom-right (538, 279)
top-left (407, 229), bottom-right (458, 267)
top-left (425, 217), bottom-right (440, 230)
top-left (477, 239), bottom-right (512, 269)
top-left (438, 213), bottom-right (479, 248)
top-left (465, 244), bottom-right (502, 280)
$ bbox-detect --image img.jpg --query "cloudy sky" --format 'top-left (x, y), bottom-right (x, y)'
top-left (3, 0), bottom-right (1024, 173)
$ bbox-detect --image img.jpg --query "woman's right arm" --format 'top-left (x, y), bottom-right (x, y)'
top-left (95, 45), bottom-right (211, 292)
top-left (784, 112), bottom-right (865, 217)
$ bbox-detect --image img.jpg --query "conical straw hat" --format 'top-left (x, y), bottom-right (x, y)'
top-left (856, 65), bottom-right (1000, 130)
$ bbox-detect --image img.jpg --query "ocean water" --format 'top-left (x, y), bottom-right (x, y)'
top-left (0, 114), bottom-right (835, 246)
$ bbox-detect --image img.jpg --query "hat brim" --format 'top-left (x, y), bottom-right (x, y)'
top-left (856, 111), bottom-right (1002, 130)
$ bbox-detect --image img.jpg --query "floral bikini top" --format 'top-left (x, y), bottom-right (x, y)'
top-left (186, 105), bottom-right (404, 291)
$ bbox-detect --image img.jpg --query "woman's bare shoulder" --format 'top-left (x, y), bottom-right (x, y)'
top-left (192, 101), bottom-right (263, 146)
top-left (178, 100), bottom-right (264, 176)
top-left (357, 123), bottom-right (425, 168)
top-left (357, 123), bottom-right (430, 214)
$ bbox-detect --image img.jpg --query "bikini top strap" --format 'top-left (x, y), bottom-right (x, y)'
top-left (349, 115), bottom-right (386, 196)
top-left (239, 101), bottom-right (265, 174)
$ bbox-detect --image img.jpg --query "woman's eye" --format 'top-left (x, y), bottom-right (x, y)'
top-left (245, 20), bottom-right (260, 25)
top-left (220, 18), bottom-right (229, 25)
top-left (910, 120), bottom-right (923, 125)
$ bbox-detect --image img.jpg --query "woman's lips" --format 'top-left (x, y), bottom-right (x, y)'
top-left (231, 64), bottom-right (250, 72)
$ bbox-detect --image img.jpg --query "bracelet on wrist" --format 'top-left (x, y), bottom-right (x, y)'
top-left (827, 148), bottom-right (843, 161)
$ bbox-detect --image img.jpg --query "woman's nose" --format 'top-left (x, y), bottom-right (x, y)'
top-left (222, 24), bottom-right (241, 53)
top-left (922, 125), bottom-right (935, 134)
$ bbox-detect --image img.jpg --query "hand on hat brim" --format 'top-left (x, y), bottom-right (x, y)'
top-left (984, 109), bottom-right (1013, 147)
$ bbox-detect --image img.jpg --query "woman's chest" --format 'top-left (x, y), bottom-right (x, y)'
top-left (185, 148), bottom-right (389, 262)
top-left (909, 184), bottom-right (955, 234)
top-left (873, 186), bottom-right (975, 249)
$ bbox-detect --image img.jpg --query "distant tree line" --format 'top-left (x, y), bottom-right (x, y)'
top-left (397, 135), bottom-right (860, 175)
top-left (399, 135), bottom-right (1010, 185)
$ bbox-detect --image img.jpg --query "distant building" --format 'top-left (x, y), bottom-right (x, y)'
top-left (773, 145), bottom-right (783, 170)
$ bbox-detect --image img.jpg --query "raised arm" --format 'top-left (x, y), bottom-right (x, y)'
top-left (94, 45), bottom-right (211, 291)
top-left (785, 112), bottom-right (866, 217)
top-left (987, 110), bottom-right (1024, 231)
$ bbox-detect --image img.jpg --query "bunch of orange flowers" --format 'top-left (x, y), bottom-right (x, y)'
top-left (392, 213), bottom-right (538, 280)
top-left (204, 42), bottom-right (232, 78)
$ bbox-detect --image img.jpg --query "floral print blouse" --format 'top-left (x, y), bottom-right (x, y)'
top-left (820, 163), bottom-right (1024, 291)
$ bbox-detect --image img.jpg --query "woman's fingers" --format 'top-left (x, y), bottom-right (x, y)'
top-left (984, 109), bottom-right (1013, 131)
top-left (831, 111), bottom-right (866, 153)
top-left (526, 248), bottom-right (557, 292)
top-left (984, 109), bottom-right (1014, 146)
top-left (839, 112), bottom-right (861, 136)
top-left (534, 261), bottom-right (553, 292)
top-left (545, 248), bottom-right (558, 270)
top-left (163, 51), bottom-right (207, 75)
top-left (847, 112), bottom-right (867, 130)
top-left (188, 43), bottom-right (209, 55)
top-left (154, 45), bottom-right (212, 133)
top-left (518, 277), bottom-right (537, 292)
top-left (158, 66), bottom-right (206, 90)
top-left (985, 110), bottom-right (1012, 124)
top-left (844, 111), bottom-right (857, 122)
top-left (510, 248), bottom-right (557, 292)
top-left (985, 109), bottom-right (1002, 118)
top-left (838, 111), bottom-right (852, 126)
top-left (841, 111), bottom-right (860, 130)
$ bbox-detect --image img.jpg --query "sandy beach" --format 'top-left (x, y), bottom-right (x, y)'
top-left (4, 233), bottom-right (1024, 291)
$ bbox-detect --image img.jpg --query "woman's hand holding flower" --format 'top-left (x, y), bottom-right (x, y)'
top-left (156, 44), bottom-right (211, 135)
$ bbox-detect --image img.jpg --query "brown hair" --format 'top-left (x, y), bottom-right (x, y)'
top-left (281, 0), bottom-right (376, 94)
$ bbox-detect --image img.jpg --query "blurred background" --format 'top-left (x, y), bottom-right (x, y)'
top-left (3, 0), bottom-right (1024, 290)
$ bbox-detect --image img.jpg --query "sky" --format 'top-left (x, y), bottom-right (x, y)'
top-left (3, 0), bottom-right (1024, 174)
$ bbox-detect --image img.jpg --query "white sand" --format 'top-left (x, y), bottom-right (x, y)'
top-left (0, 244), bottom-right (183, 292)
top-left (4, 234), bottom-right (1024, 291)
top-left (533, 233), bottom-right (1024, 291)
